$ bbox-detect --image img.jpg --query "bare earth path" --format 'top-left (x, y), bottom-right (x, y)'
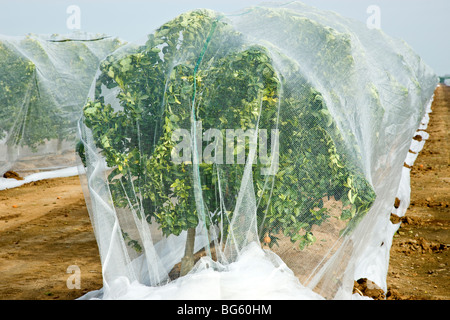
top-left (0, 176), bottom-right (102, 299)
top-left (386, 84), bottom-right (450, 300)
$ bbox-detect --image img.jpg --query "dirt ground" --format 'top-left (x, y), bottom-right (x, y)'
top-left (0, 177), bottom-right (103, 300)
top-left (0, 85), bottom-right (448, 300)
top-left (385, 84), bottom-right (449, 300)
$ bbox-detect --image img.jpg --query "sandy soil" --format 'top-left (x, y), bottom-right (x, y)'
top-left (0, 177), bottom-right (102, 299)
top-left (0, 85), bottom-right (448, 300)
top-left (386, 84), bottom-right (449, 300)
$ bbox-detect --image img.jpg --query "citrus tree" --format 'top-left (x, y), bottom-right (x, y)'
top-left (0, 34), bottom-right (124, 158)
top-left (81, 9), bottom-right (376, 275)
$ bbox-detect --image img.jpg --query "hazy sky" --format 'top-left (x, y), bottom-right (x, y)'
top-left (0, 0), bottom-right (448, 75)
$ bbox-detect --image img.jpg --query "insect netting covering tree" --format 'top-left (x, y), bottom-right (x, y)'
top-left (78, 2), bottom-right (437, 299)
top-left (0, 32), bottom-right (124, 174)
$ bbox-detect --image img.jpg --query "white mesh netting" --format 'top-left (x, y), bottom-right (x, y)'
top-left (0, 32), bottom-right (124, 177)
top-left (1, 1), bottom-right (438, 300)
top-left (76, 2), bottom-right (437, 300)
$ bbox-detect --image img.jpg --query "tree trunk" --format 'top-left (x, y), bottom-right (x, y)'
top-left (56, 138), bottom-right (63, 155)
top-left (6, 143), bottom-right (16, 164)
top-left (180, 227), bottom-right (196, 277)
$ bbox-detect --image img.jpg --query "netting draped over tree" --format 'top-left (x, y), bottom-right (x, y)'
top-left (77, 2), bottom-right (437, 299)
top-left (0, 32), bottom-right (124, 175)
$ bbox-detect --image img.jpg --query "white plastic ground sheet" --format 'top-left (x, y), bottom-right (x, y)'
top-left (84, 242), bottom-right (325, 300)
top-left (0, 166), bottom-right (79, 191)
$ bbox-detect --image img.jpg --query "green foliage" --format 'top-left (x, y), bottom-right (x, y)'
top-left (0, 34), bottom-right (123, 150)
top-left (0, 39), bottom-right (37, 143)
top-left (82, 9), bottom-right (376, 251)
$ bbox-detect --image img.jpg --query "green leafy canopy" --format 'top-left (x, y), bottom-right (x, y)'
top-left (81, 9), bottom-right (376, 251)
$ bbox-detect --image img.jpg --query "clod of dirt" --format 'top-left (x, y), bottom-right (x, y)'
top-left (3, 171), bottom-right (24, 180)
top-left (394, 197), bottom-right (401, 209)
top-left (386, 288), bottom-right (410, 300)
top-left (390, 214), bottom-right (422, 226)
top-left (353, 278), bottom-right (385, 300)
top-left (404, 216), bottom-right (423, 226)
top-left (396, 237), bottom-right (449, 255)
top-left (390, 213), bottom-right (403, 224)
